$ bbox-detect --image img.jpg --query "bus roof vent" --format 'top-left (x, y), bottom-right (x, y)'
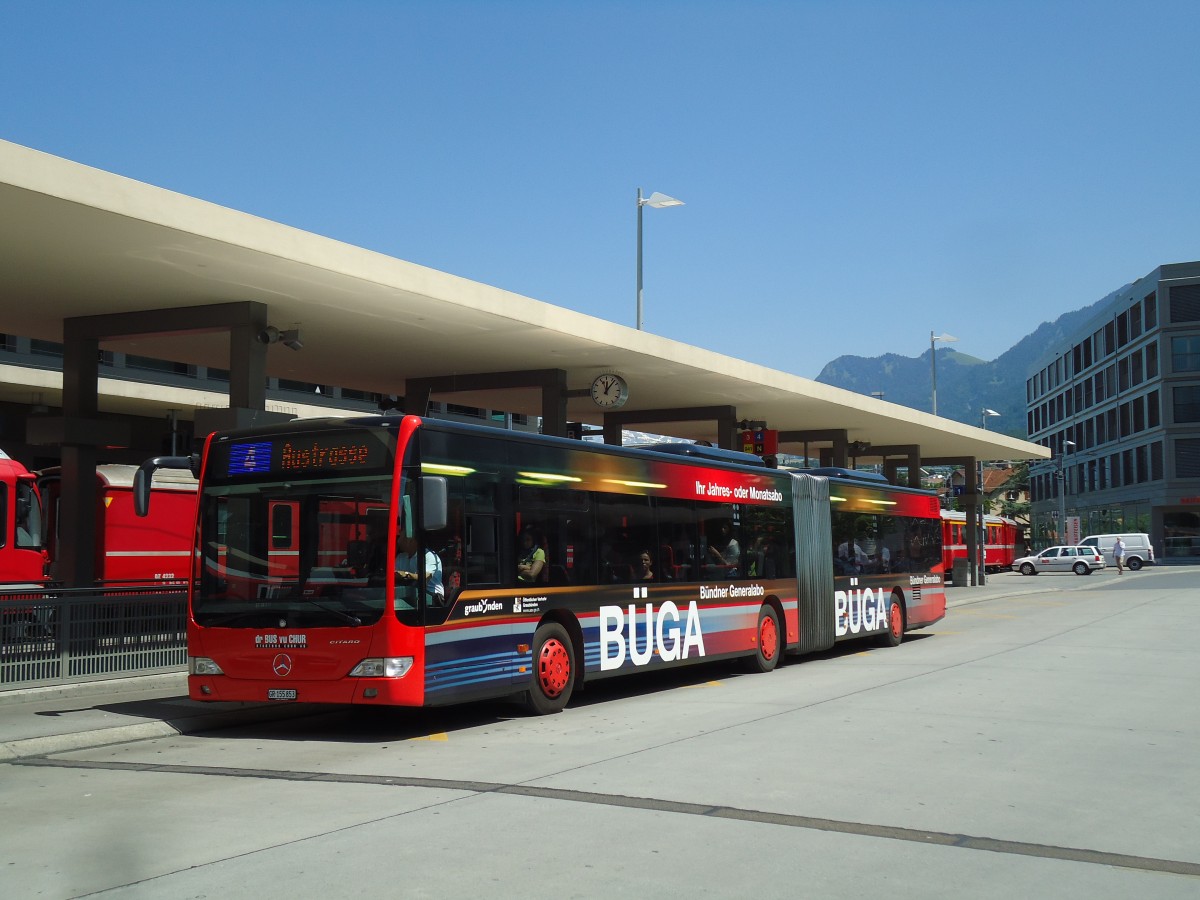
top-left (803, 467), bottom-right (890, 484)
top-left (634, 443), bottom-right (767, 467)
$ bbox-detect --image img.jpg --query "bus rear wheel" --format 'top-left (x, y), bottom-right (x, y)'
top-left (742, 604), bottom-right (781, 673)
top-left (526, 622), bottom-right (574, 715)
top-left (880, 593), bottom-right (904, 647)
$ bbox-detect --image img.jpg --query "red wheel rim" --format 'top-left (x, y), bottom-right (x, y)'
top-left (760, 613), bottom-right (778, 660)
top-left (537, 638), bottom-right (570, 698)
top-left (889, 602), bottom-right (902, 639)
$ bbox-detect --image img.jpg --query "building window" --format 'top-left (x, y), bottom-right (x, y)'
top-left (1177, 438), bottom-right (1200, 478)
top-left (31, 339), bottom-right (63, 358)
top-left (1169, 283), bottom-right (1200, 324)
top-left (126, 355), bottom-right (195, 377)
top-left (1171, 335), bottom-right (1200, 372)
top-left (1147, 342), bottom-right (1159, 378)
top-left (277, 378), bottom-right (325, 394)
top-left (1173, 385), bottom-right (1200, 424)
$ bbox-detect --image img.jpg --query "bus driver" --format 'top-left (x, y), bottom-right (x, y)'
top-left (395, 532), bottom-right (444, 607)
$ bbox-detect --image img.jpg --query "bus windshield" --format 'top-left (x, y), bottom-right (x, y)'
top-left (195, 425), bottom-right (402, 629)
top-left (197, 474), bottom-right (394, 628)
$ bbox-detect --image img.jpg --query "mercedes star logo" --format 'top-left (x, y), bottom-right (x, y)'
top-left (272, 653), bottom-right (293, 677)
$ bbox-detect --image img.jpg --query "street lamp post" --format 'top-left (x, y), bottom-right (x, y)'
top-left (1057, 439), bottom-right (1077, 543)
top-left (977, 409), bottom-right (1000, 584)
top-left (930, 332), bottom-right (958, 415)
top-left (636, 189), bottom-right (684, 331)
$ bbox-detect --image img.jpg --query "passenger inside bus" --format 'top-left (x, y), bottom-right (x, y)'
top-left (516, 528), bottom-right (547, 583)
top-left (746, 535), bottom-right (778, 578)
top-left (706, 520), bottom-right (740, 574)
top-left (636, 550), bottom-right (654, 581)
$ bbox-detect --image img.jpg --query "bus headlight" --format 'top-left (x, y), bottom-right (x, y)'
top-left (349, 657), bottom-right (414, 678)
top-left (189, 657), bottom-right (224, 676)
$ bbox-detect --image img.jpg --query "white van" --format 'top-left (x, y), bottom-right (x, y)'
top-left (1078, 533), bottom-right (1155, 570)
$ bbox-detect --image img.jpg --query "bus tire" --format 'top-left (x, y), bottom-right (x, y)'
top-left (742, 604), bottom-right (781, 673)
top-left (526, 622), bottom-right (574, 715)
top-left (880, 592), bottom-right (905, 647)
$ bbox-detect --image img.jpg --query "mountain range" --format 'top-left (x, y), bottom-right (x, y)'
top-left (814, 291), bottom-right (1120, 439)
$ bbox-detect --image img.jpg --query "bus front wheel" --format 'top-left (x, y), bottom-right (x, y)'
top-left (742, 604), bottom-right (781, 673)
top-left (526, 622), bottom-right (575, 715)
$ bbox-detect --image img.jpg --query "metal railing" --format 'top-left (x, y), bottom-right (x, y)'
top-left (1, 584), bottom-right (187, 691)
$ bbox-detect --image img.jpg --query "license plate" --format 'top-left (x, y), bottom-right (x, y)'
top-left (267, 689), bottom-right (297, 701)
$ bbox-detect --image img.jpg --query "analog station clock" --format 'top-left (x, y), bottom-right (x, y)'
top-left (590, 373), bottom-right (629, 409)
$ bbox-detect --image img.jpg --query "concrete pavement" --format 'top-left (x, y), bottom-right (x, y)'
top-left (0, 572), bottom-right (1094, 762)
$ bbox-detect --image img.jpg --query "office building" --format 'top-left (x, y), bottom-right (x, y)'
top-left (1026, 261), bottom-right (1200, 559)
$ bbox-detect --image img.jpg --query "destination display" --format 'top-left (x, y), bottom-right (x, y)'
top-left (211, 431), bottom-right (393, 481)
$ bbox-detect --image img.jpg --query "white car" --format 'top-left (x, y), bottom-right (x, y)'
top-left (1013, 546), bottom-right (1106, 576)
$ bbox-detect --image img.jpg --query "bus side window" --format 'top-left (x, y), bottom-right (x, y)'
top-left (466, 515), bottom-right (500, 586)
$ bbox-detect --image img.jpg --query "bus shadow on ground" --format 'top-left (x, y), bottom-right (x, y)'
top-left (179, 638), bottom-right (934, 745)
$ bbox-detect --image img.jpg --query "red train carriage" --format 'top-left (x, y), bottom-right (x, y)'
top-left (940, 509), bottom-right (1021, 574)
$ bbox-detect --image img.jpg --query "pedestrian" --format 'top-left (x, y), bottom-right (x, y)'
top-left (1113, 536), bottom-right (1126, 575)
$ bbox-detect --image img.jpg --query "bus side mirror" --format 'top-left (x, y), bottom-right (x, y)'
top-left (420, 476), bottom-right (448, 532)
top-left (133, 454), bottom-right (199, 517)
top-left (133, 467), bottom-right (151, 517)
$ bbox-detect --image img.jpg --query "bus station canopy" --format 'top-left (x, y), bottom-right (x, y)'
top-left (0, 139), bottom-right (1047, 465)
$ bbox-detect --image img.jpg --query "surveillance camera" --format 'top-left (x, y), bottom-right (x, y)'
top-left (280, 328), bottom-right (303, 351)
top-left (257, 326), bottom-right (280, 344)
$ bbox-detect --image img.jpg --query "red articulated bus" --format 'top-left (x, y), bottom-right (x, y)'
top-left (940, 509), bottom-right (1022, 574)
top-left (137, 416), bottom-right (946, 714)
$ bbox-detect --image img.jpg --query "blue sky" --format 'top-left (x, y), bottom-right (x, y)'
top-left (3, 1), bottom-right (1198, 379)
